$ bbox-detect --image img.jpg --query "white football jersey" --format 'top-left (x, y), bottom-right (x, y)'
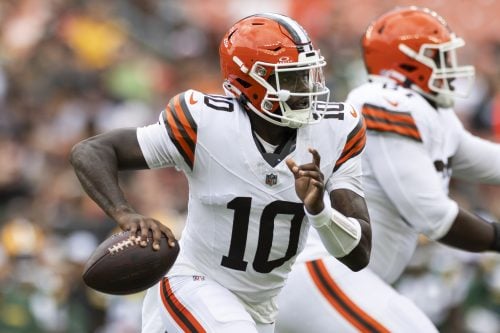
top-left (346, 76), bottom-right (465, 283)
top-left (137, 89), bottom-right (365, 322)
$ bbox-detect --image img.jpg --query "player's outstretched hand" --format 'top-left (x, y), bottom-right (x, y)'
top-left (286, 148), bottom-right (325, 215)
top-left (114, 210), bottom-right (176, 250)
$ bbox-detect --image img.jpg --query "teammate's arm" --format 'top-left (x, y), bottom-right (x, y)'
top-left (452, 129), bottom-right (500, 184)
top-left (368, 133), bottom-right (500, 253)
top-left (286, 149), bottom-right (371, 271)
top-left (70, 128), bottom-right (177, 249)
top-left (438, 208), bottom-right (499, 252)
top-left (438, 129), bottom-right (500, 251)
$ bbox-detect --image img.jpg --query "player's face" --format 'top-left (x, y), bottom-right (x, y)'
top-left (425, 48), bottom-right (455, 90)
top-left (268, 70), bottom-right (311, 110)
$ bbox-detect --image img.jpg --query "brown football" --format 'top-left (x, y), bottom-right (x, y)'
top-left (82, 231), bottom-right (179, 295)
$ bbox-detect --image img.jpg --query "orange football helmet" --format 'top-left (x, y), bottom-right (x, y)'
top-left (362, 6), bottom-right (475, 107)
top-left (219, 13), bottom-right (329, 128)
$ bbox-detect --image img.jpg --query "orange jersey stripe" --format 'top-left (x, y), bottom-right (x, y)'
top-left (163, 92), bottom-right (198, 169)
top-left (362, 104), bottom-right (422, 142)
top-left (335, 133), bottom-right (366, 168)
top-left (307, 260), bottom-right (390, 333)
top-left (344, 119), bottom-right (366, 153)
top-left (365, 119), bottom-right (422, 141)
top-left (165, 106), bottom-right (195, 163)
top-left (160, 278), bottom-right (206, 333)
top-left (363, 106), bottom-right (415, 125)
top-left (173, 94), bottom-right (197, 144)
top-left (335, 118), bottom-right (366, 171)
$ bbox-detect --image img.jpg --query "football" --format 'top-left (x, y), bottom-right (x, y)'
top-left (82, 231), bottom-right (179, 295)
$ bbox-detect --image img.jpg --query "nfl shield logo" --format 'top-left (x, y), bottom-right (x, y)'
top-left (265, 173), bottom-right (278, 186)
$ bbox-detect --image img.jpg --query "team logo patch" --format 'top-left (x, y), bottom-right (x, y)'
top-left (265, 173), bottom-right (278, 186)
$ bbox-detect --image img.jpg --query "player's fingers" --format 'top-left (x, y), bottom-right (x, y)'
top-left (309, 148), bottom-right (321, 167)
top-left (159, 224), bottom-right (177, 247)
top-left (311, 179), bottom-right (325, 189)
top-left (128, 222), bottom-right (138, 238)
top-left (286, 159), bottom-right (302, 180)
top-left (285, 158), bottom-right (299, 175)
top-left (296, 162), bottom-right (321, 172)
top-left (152, 220), bottom-right (176, 248)
top-left (298, 170), bottom-right (324, 182)
top-left (150, 222), bottom-right (162, 251)
top-left (139, 220), bottom-right (149, 247)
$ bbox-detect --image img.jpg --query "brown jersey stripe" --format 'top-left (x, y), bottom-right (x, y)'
top-left (163, 108), bottom-right (194, 169)
top-left (343, 118), bottom-right (366, 155)
top-left (362, 104), bottom-right (422, 142)
top-left (306, 260), bottom-right (390, 333)
top-left (163, 93), bottom-right (198, 169)
top-left (365, 119), bottom-right (422, 142)
top-left (363, 104), bottom-right (416, 124)
top-left (174, 93), bottom-right (198, 143)
top-left (335, 134), bottom-right (366, 171)
top-left (160, 278), bottom-right (206, 333)
top-left (363, 114), bottom-right (419, 131)
top-left (334, 118), bottom-right (366, 171)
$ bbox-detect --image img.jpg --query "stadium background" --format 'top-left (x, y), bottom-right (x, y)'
top-left (0, 0), bottom-right (499, 332)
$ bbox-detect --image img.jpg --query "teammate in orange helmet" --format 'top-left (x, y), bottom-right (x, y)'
top-left (277, 6), bottom-right (500, 333)
top-left (71, 13), bottom-right (372, 332)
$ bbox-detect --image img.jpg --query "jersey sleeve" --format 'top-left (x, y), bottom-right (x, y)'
top-left (366, 132), bottom-right (459, 240)
top-left (136, 90), bottom-right (202, 171)
top-left (333, 104), bottom-right (367, 172)
top-left (326, 153), bottom-right (364, 197)
top-left (452, 129), bottom-right (500, 184)
top-left (325, 104), bottom-right (365, 196)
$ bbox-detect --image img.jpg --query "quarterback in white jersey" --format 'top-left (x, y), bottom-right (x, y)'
top-left (71, 13), bottom-right (372, 333)
top-left (277, 6), bottom-right (500, 333)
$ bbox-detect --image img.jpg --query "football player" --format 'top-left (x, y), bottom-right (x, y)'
top-left (276, 6), bottom-right (500, 333)
top-left (70, 13), bottom-right (372, 333)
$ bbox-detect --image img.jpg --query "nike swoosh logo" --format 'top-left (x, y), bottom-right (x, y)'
top-left (189, 92), bottom-right (197, 105)
top-left (350, 108), bottom-right (358, 118)
top-left (383, 97), bottom-right (399, 107)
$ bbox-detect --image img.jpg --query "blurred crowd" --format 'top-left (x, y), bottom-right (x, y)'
top-left (0, 0), bottom-right (499, 332)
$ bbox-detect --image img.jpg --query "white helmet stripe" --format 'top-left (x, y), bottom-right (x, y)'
top-left (257, 13), bottom-right (312, 51)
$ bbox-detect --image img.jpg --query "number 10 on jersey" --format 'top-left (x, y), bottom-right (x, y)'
top-left (221, 197), bottom-right (305, 273)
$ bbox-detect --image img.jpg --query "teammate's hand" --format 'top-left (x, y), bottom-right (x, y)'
top-left (114, 211), bottom-right (177, 250)
top-left (286, 148), bottom-right (325, 215)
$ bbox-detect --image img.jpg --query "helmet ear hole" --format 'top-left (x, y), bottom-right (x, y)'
top-left (399, 64), bottom-right (416, 72)
top-left (236, 78), bottom-right (252, 88)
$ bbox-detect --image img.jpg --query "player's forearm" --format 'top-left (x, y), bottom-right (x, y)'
top-left (308, 207), bottom-right (371, 271)
top-left (336, 218), bottom-right (371, 271)
top-left (438, 208), bottom-right (500, 252)
top-left (70, 138), bottom-right (135, 219)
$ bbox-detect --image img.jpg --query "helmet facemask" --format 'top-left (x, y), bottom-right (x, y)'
top-left (399, 35), bottom-right (475, 107)
top-left (245, 50), bottom-right (330, 128)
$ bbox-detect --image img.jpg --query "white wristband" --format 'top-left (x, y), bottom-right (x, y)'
top-left (305, 205), bottom-right (362, 257)
top-left (305, 205), bottom-right (333, 228)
